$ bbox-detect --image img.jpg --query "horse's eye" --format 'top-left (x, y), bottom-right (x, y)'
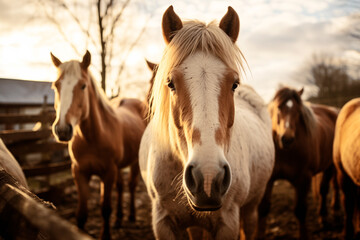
top-left (232, 82), bottom-right (239, 91)
top-left (167, 78), bottom-right (175, 91)
top-left (81, 84), bottom-right (86, 90)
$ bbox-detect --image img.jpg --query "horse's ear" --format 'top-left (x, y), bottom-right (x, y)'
top-left (145, 59), bottom-right (157, 71)
top-left (162, 5), bottom-right (183, 44)
top-left (50, 52), bottom-right (62, 67)
top-left (298, 87), bottom-right (304, 96)
top-left (219, 6), bottom-right (240, 43)
top-left (81, 50), bottom-right (91, 70)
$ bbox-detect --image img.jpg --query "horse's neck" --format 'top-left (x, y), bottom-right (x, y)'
top-left (78, 85), bottom-right (117, 141)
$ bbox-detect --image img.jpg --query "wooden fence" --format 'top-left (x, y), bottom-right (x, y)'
top-left (0, 169), bottom-right (93, 240)
top-left (0, 105), bottom-right (72, 201)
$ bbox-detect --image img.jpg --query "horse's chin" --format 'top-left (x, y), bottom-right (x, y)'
top-left (187, 196), bottom-right (222, 212)
top-left (191, 203), bottom-right (222, 212)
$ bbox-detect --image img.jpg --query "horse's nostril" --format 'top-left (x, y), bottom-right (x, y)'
top-left (67, 124), bottom-right (73, 135)
top-left (184, 164), bottom-right (196, 193)
top-left (221, 164), bottom-right (231, 195)
top-left (54, 124), bottom-right (59, 135)
top-left (281, 136), bottom-right (294, 146)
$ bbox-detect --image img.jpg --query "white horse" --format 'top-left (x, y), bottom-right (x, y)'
top-left (140, 6), bottom-right (275, 240)
top-left (0, 138), bottom-right (28, 189)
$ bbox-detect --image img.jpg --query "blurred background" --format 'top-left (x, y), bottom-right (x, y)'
top-left (0, 1), bottom-right (359, 239)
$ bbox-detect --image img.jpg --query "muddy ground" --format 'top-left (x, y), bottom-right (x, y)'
top-left (55, 174), bottom-right (345, 240)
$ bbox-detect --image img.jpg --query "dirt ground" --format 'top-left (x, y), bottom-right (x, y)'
top-left (55, 174), bottom-right (345, 240)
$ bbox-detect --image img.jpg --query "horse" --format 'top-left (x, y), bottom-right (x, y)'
top-left (333, 98), bottom-right (360, 240)
top-left (0, 138), bottom-right (28, 189)
top-left (139, 6), bottom-right (275, 240)
top-left (259, 86), bottom-right (340, 240)
top-left (50, 50), bottom-right (147, 240)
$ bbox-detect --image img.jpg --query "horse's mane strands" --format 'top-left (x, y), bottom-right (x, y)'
top-left (59, 61), bottom-right (116, 117)
top-left (149, 20), bottom-right (246, 146)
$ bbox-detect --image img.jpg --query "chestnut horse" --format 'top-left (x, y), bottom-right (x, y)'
top-left (259, 87), bottom-right (339, 240)
top-left (333, 98), bottom-right (360, 240)
top-left (139, 6), bottom-right (275, 240)
top-left (50, 51), bottom-right (147, 240)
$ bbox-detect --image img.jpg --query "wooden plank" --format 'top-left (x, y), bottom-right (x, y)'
top-left (0, 113), bottom-right (55, 124)
top-left (8, 141), bottom-right (67, 156)
top-left (0, 183), bottom-right (93, 240)
top-left (0, 129), bottom-right (53, 145)
top-left (23, 159), bottom-right (71, 177)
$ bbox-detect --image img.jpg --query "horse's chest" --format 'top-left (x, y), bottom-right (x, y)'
top-left (70, 140), bottom-right (120, 174)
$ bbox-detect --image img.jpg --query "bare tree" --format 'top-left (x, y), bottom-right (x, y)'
top-left (37, 0), bottom-right (151, 93)
top-left (297, 53), bottom-right (360, 107)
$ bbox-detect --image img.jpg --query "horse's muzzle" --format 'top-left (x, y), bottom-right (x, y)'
top-left (184, 162), bottom-right (231, 211)
top-left (54, 124), bottom-right (73, 142)
top-left (281, 135), bottom-right (294, 148)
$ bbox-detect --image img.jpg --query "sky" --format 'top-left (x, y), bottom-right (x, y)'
top-left (0, 0), bottom-right (358, 102)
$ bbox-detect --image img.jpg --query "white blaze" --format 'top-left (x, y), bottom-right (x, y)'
top-left (181, 51), bottom-right (227, 197)
top-left (57, 62), bottom-right (81, 126)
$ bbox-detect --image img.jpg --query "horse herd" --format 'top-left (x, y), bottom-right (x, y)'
top-left (2, 5), bottom-right (358, 240)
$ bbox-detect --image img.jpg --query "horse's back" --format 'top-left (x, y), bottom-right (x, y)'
top-left (0, 138), bottom-right (28, 188)
top-left (334, 98), bottom-right (360, 186)
top-left (116, 98), bottom-right (147, 164)
top-left (232, 84), bottom-right (275, 205)
top-left (236, 84), bottom-right (271, 128)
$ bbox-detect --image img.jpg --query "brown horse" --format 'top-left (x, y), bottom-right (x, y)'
top-left (333, 98), bottom-right (360, 240)
top-left (50, 51), bottom-right (147, 240)
top-left (258, 86), bottom-right (340, 240)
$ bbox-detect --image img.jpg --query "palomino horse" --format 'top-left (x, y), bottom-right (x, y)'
top-left (50, 51), bottom-right (147, 239)
top-left (139, 6), bottom-right (275, 240)
top-left (333, 98), bottom-right (360, 240)
top-left (259, 87), bottom-right (339, 240)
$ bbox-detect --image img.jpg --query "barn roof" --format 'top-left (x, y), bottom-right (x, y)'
top-left (0, 78), bottom-right (54, 106)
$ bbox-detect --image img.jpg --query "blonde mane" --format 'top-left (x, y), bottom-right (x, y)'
top-left (59, 60), bottom-right (115, 117)
top-left (149, 20), bottom-right (246, 144)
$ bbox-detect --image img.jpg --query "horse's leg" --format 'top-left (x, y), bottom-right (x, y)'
top-left (72, 164), bottom-right (90, 230)
top-left (294, 176), bottom-right (311, 240)
top-left (187, 227), bottom-right (211, 240)
top-left (330, 166), bottom-right (341, 213)
top-left (319, 166), bottom-right (333, 227)
top-left (100, 167), bottom-right (116, 240)
top-left (242, 201), bottom-right (260, 240)
top-left (114, 168), bottom-right (123, 228)
top-left (128, 161), bottom-right (140, 222)
top-left (152, 202), bottom-right (189, 240)
top-left (338, 169), bottom-right (356, 240)
top-left (257, 179), bottom-right (275, 240)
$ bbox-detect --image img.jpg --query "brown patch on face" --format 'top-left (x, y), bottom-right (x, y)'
top-left (192, 128), bottom-right (201, 146)
top-left (170, 69), bottom-right (196, 154)
top-left (170, 69), bottom-right (193, 129)
top-left (215, 69), bottom-right (237, 147)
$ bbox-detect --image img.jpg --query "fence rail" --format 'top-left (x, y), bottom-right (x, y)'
top-left (0, 170), bottom-right (92, 240)
top-left (0, 107), bottom-right (71, 200)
